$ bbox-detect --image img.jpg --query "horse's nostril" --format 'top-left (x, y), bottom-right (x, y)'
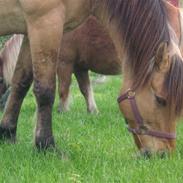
top-left (158, 151), bottom-right (168, 159)
top-left (141, 149), bottom-right (152, 159)
top-left (140, 149), bottom-right (168, 159)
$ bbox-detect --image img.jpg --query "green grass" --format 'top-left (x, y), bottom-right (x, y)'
top-left (0, 2), bottom-right (183, 181)
top-left (0, 76), bottom-right (183, 183)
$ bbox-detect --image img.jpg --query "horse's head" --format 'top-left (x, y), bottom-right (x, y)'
top-left (105, 0), bottom-right (182, 157)
top-left (118, 41), bottom-right (183, 156)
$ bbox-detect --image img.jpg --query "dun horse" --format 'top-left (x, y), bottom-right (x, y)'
top-left (0, 0), bottom-right (182, 155)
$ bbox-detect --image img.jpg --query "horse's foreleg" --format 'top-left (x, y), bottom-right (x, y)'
top-left (57, 62), bottom-right (73, 113)
top-left (0, 36), bottom-right (33, 142)
top-left (28, 9), bottom-right (65, 149)
top-left (75, 70), bottom-right (98, 113)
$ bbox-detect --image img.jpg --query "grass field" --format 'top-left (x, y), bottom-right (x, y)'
top-left (0, 1), bottom-right (183, 182)
top-left (0, 75), bottom-right (183, 183)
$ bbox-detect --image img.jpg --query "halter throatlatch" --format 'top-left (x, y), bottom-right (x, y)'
top-left (117, 89), bottom-right (176, 139)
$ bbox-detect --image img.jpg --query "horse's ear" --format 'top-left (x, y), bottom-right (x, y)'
top-left (155, 42), bottom-right (169, 72)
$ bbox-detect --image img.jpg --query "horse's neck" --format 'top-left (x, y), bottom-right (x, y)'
top-left (92, 0), bottom-right (126, 68)
top-left (1, 34), bottom-right (23, 86)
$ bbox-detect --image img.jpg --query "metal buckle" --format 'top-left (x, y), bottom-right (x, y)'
top-left (138, 125), bottom-right (148, 135)
top-left (128, 125), bottom-right (148, 135)
top-left (127, 89), bottom-right (135, 99)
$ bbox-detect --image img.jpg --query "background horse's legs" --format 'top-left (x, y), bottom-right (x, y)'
top-left (74, 69), bottom-right (98, 113)
top-left (28, 9), bottom-right (64, 149)
top-left (0, 36), bottom-right (32, 142)
top-left (57, 62), bottom-right (73, 113)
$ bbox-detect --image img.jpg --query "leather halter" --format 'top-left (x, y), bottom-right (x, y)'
top-left (117, 89), bottom-right (176, 139)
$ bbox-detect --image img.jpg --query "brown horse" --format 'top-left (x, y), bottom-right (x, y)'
top-left (0, 17), bottom-right (120, 113)
top-left (0, 0), bottom-right (182, 155)
top-left (58, 16), bottom-right (121, 113)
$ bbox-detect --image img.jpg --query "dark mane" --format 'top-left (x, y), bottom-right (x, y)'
top-left (104, 0), bottom-right (170, 88)
top-left (165, 55), bottom-right (183, 116)
top-left (103, 0), bottom-right (183, 116)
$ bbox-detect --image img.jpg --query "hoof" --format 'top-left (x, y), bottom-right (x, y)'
top-left (93, 76), bottom-right (107, 84)
top-left (0, 125), bottom-right (16, 143)
top-left (57, 105), bottom-right (70, 113)
top-left (35, 136), bottom-right (55, 150)
top-left (88, 107), bottom-right (99, 114)
top-left (57, 106), bottom-right (63, 113)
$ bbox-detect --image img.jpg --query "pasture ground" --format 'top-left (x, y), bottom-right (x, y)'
top-left (1, 2), bottom-right (183, 181)
top-left (0, 75), bottom-right (183, 183)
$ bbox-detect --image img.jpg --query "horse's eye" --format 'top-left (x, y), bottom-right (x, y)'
top-left (155, 95), bottom-right (167, 107)
top-left (124, 118), bottom-right (129, 125)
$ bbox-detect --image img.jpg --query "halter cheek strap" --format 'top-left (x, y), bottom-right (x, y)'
top-left (117, 89), bottom-right (176, 140)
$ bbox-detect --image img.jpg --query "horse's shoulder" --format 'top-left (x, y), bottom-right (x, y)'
top-left (19, 0), bottom-right (63, 16)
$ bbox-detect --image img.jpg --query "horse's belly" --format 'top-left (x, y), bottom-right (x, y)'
top-left (77, 56), bottom-right (122, 75)
top-left (89, 62), bottom-right (122, 75)
top-left (82, 45), bottom-right (122, 75)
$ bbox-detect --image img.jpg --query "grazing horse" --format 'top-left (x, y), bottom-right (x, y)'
top-left (0, 0), bottom-right (182, 155)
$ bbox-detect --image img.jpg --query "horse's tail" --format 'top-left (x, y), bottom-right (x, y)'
top-left (1, 34), bottom-right (24, 86)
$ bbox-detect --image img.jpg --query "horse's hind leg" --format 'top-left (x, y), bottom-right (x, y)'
top-left (0, 36), bottom-right (33, 142)
top-left (74, 69), bottom-right (98, 113)
top-left (57, 62), bottom-right (73, 112)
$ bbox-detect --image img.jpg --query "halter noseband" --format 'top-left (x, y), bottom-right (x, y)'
top-left (117, 88), bottom-right (176, 140)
